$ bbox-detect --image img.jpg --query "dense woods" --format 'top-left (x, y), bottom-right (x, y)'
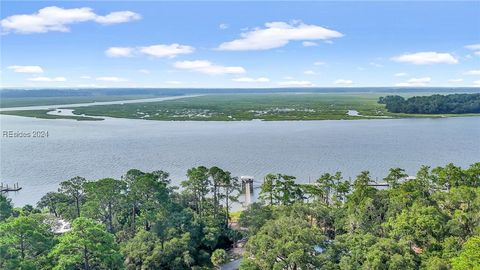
top-left (1, 162), bottom-right (479, 269)
top-left (379, 93), bottom-right (480, 114)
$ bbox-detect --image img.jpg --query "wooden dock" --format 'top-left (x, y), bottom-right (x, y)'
top-left (0, 182), bottom-right (22, 193)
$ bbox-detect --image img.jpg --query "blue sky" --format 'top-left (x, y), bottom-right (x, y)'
top-left (1, 1), bottom-right (480, 88)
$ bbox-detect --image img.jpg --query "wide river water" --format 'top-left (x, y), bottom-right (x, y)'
top-left (1, 110), bottom-right (479, 206)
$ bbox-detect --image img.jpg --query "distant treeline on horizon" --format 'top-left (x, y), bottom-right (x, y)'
top-left (1, 87), bottom-right (479, 98)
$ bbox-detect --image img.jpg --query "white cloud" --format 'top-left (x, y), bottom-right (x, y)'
top-left (139, 44), bottom-right (194, 58)
top-left (80, 75), bottom-right (91, 79)
top-left (94, 11), bottom-right (140, 24)
top-left (8, 65), bottom-right (43, 73)
top-left (395, 77), bottom-right (431, 87)
top-left (473, 80), bottom-right (480, 86)
top-left (28, 76), bottom-right (66, 82)
top-left (304, 70), bottom-right (316, 75)
top-left (278, 80), bottom-right (314, 87)
top-left (105, 47), bottom-right (134, 57)
top-left (448, 78), bottom-right (463, 83)
top-left (464, 70), bottom-right (480, 75)
top-left (138, 69), bottom-right (150, 74)
top-left (394, 72), bottom-right (407, 77)
top-left (302, 41), bottom-right (318, 47)
top-left (219, 23), bottom-right (228, 30)
top-left (173, 60), bottom-right (246, 75)
top-left (392, 52), bottom-right (458, 65)
top-left (313, 61), bottom-right (326, 66)
top-left (232, 77), bottom-right (270, 83)
top-left (217, 21), bottom-right (343, 51)
top-left (105, 43), bottom-right (194, 58)
top-left (475, 51), bottom-right (480, 56)
top-left (1, 6), bottom-right (140, 34)
top-left (465, 44), bottom-right (480, 50)
top-left (96, 76), bottom-right (127, 82)
top-left (334, 79), bottom-right (353, 85)
top-left (166, 80), bottom-right (182, 85)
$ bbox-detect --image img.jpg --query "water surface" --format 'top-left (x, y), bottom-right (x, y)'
top-left (1, 115), bottom-right (479, 206)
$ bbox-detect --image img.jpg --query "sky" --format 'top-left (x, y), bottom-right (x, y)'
top-left (1, 1), bottom-right (480, 88)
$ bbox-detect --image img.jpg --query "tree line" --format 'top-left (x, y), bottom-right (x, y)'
top-left (378, 93), bottom-right (480, 114)
top-left (0, 162), bottom-right (479, 269)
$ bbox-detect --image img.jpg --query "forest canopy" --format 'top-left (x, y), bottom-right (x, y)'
top-left (1, 163), bottom-right (479, 269)
top-left (378, 93), bottom-right (480, 114)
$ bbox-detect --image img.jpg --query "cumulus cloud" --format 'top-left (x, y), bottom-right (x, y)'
top-left (8, 65), bottom-right (43, 73)
top-left (473, 80), bottom-right (480, 86)
top-left (464, 70), bottom-right (480, 75)
top-left (232, 77), bottom-right (270, 83)
top-left (1, 6), bottom-right (140, 34)
top-left (139, 44), bottom-right (194, 58)
top-left (173, 60), bottom-right (246, 75)
top-left (105, 47), bottom-right (134, 57)
top-left (96, 76), bottom-right (127, 82)
top-left (392, 52), bottom-right (458, 65)
top-left (302, 41), bottom-right (318, 47)
top-left (105, 44), bottom-right (194, 58)
top-left (395, 77), bottom-right (431, 87)
top-left (394, 72), bottom-right (407, 77)
top-left (334, 79), bottom-right (353, 85)
top-left (28, 76), bottom-right (66, 82)
top-left (277, 80), bottom-right (315, 87)
top-left (219, 23), bottom-right (228, 30)
top-left (217, 21), bottom-right (343, 51)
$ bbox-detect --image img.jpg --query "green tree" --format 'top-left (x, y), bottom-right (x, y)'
top-left (219, 171), bottom-right (240, 227)
top-left (242, 216), bottom-right (325, 269)
top-left (211, 249), bottom-right (227, 269)
top-left (383, 167), bottom-right (408, 189)
top-left (387, 202), bottom-right (446, 251)
top-left (49, 217), bottom-right (123, 270)
top-left (59, 176), bottom-right (87, 218)
top-left (83, 178), bottom-right (126, 233)
top-left (363, 238), bottom-right (417, 270)
top-left (451, 235), bottom-right (480, 270)
top-left (128, 171), bottom-right (171, 231)
top-left (0, 194), bottom-right (13, 221)
top-left (239, 202), bottom-right (273, 236)
top-left (259, 173), bottom-right (277, 205)
top-left (182, 166), bottom-right (211, 219)
top-left (37, 192), bottom-right (70, 218)
top-left (0, 215), bottom-right (54, 270)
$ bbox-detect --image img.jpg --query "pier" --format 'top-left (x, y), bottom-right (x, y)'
top-left (0, 182), bottom-right (22, 193)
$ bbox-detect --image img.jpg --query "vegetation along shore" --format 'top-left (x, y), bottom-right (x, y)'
top-left (1, 162), bottom-right (479, 269)
top-left (1, 93), bottom-right (480, 121)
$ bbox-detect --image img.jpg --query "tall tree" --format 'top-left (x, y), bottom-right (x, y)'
top-left (58, 176), bottom-right (86, 218)
top-left (83, 178), bottom-right (126, 233)
top-left (0, 194), bottom-right (13, 221)
top-left (242, 216), bottom-right (325, 269)
top-left (259, 173), bottom-right (277, 205)
top-left (49, 217), bottom-right (122, 270)
top-left (182, 166), bottom-right (211, 219)
top-left (384, 167), bottom-right (408, 188)
top-left (0, 215), bottom-right (54, 270)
